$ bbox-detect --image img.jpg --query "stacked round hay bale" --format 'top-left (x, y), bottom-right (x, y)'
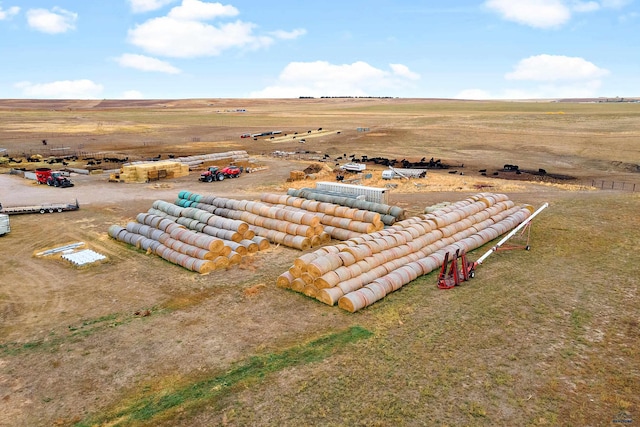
top-left (107, 218), bottom-right (226, 274)
top-left (107, 193), bottom-right (269, 273)
top-left (276, 193), bottom-right (533, 311)
top-left (287, 188), bottom-right (404, 225)
top-left (151, 195), bottom-right (267, 257)
top-left (178, 192), bottom-right (324, 250)
top-left (261, 193), bottom-right (385, 241)
top-left (174, 150), bottom-right (249, 170)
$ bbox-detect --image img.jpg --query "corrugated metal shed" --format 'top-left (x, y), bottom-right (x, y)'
top-left (316, 181), bottom-right (388, 204)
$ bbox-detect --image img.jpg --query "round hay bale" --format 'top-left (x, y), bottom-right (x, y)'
top-left (276, 271), bottom-right (295, 288)
top-left (227, 251), bottom-right (242, 265)
top-left (291, 278), bottom-right (306, 292)
top-left (240, 239), bottom-right (259, 253)
top-left (301, 272), bottom-right (315, 285)
top-left (338, 291), bottom-right (368, 313)
top-left (252, 236), bottom-right (270, 250)
top-left (315, 270), bottom-right (341, 289)
top-left (307, 252), bottom-right (343, 277)
top-left (317, 287), bottom-right (344, 306)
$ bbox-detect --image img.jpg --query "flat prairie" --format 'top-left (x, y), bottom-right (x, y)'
top-left (0, 98), bottom-right (638, 426)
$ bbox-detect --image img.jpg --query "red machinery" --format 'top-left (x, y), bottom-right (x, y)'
top-left (437, 249), bottom-right (475, 289)
top-left (35, 168), bottom-right (74, 187)
top-left (199, 165), bottom-right (242, 182)
top-left (437, 202), bottom-right (549, 289)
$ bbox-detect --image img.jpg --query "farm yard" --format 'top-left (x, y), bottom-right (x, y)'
top-left (0, 98), bottom-right (639, 426)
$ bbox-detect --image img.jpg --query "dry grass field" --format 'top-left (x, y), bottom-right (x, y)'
top-left (0, 98), bottom-right (638, 426)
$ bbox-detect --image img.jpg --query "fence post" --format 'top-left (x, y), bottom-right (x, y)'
top-left (611, 181), bottom-right (615, 190)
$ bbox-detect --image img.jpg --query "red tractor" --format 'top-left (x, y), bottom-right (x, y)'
top-left (35, 168), bottom-right (74, 188)
top-left (199, 165), bottom-right (242, 182)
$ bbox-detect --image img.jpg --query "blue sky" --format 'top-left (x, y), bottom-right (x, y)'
top-left (0, 0), bottom-right (638, 99)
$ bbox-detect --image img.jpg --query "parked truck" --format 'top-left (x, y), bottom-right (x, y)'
top-left (35, 167), bottom-right (74, 187)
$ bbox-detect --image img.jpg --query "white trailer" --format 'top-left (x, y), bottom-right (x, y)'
top-left (340, 163), bottom-right (366, 173)
top-left (0, 214), bottom-right (9, 236)
top-left (382, 166), bottom-right (427, 180)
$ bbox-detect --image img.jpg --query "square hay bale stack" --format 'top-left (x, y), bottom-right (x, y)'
top-left (289, 170), bottom-right (306, 181)
top-left (120, 161), bottom-right (189, 183)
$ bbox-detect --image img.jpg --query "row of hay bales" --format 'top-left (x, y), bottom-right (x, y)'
top-left (260, 193), bottom-right (385, 240)
top-left (108, 197), bottom-right (270, 274)
top-left (176, 192), bottom-right (330, 250)
top-left (176, 191), bottom-right (387, 248)
top-left (286, 188), bottom-right (405, 225)
top-left (165, 184), bottom-right (402, 247)
top-left (173, 150), bottom-right (250, 170)
top-left (276, 193), bottom-right (534, 312)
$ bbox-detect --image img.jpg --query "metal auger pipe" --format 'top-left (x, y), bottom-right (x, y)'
top-left (475, 202), bottom-right (549, 266)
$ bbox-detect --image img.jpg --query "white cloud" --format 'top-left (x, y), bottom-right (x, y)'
top-left (486, 0), bottom-right (634, 27)
top-left (250, 61), bottom-right (420, 98)
top-left (390, 64), bottom-right (420, 80)
top-left (129, 0), bottom-right (177, 13)
top-left (26, 7), bottom-right (77, 34)
top-left (460, 54), bottom-right (609, 100)
top-left (115, 53), bottom-right (181, 74)
top-left (0, 5), bottom-right (20, 20)
top-left (128, 0), bottom-right (301, 58)
top-left (121, 90), bottom-right (144, 99)
top-left (14, 79), bottom-right (103, 99)
top-left (167, 0), bottom-right (238, 20)
top-left (485, 0), bottom-right (571, 28)
top-left (571, 1), bottom-right (600, 12)
top-left (129, 18), bottom-right (271, 57)
top-left (269, 28), bottom-right (307, 40)
top-left (505, 54), bottom-right (609, 81)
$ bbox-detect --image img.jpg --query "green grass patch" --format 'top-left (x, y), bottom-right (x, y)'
top-left (76, 326), bottom-right (372, 427)
top-left (0, 310), bottom-right (157, 356)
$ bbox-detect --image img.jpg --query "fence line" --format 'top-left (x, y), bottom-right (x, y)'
top-left (590, 180), bottom-right (638, 192)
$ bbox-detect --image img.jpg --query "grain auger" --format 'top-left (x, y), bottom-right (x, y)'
top-left (438, 203), bottom-right (549, 289)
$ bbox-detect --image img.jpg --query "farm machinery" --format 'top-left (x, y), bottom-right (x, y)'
top-left (35, 167), bottom-right (74, 188)
top-left (438, 203), bottom-right (549, 289)
top-left (199, 165), bottom-right (242, 182)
